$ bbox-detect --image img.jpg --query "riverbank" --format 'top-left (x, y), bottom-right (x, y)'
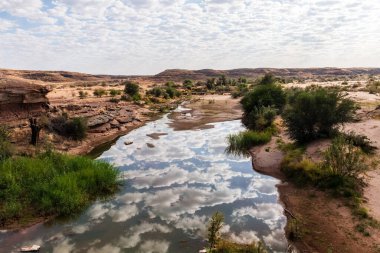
top-left (250, 119), bottom-right (380, 253)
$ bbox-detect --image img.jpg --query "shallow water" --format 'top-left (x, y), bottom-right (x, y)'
top-left (0, 110), bottom-right (287, 253)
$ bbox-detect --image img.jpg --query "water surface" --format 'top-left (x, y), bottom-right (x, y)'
top-left (0, 111), bottom-right (287, 253)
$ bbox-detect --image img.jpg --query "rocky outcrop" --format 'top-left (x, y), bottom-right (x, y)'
top-left (0, 79), bottom-right (50, 121)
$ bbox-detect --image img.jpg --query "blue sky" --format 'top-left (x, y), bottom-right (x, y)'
top-left (1, 0), bottom-right (380, 75)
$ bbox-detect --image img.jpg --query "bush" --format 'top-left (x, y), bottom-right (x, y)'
top-left (322, 135), bottom-right (368, 179)
top-left (78, 90), bottom-right (88, 99)
top-left (241, 106), bottom-right (277, 131)
top-left (283, 88), bottom-right (356, 143)
top-left (148, 87), bottom-right (163, 97)
top-left (241, 84), bottom-right (285, 113)
top-left (341, 131), bottom-right (377, 154)
top-left (165, 86), bottom-right (180, 98)
top-left (226, 129), bottom-right (273, 156)
top-left (109, 89), bottom-right (121, 97)
top-left (124, 81), bottom-right (140, 97)
top-left (0, 152), bottom-right (119, 224)
top-left (240, 77), bottom-right (285, 130)
top-left (93, 89), bottom-right (107, 97)
top-left (51, 116), bottom-right (87, 140)
top-left (183, 79), bottom-right (193, 90)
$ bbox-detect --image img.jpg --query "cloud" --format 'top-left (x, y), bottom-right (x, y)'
top-left (138, 240), bottom-right (170, 253)
top-left (118, 222), bottom-right (172, 248)
top-left (0, 0), bottom-right (379, 74)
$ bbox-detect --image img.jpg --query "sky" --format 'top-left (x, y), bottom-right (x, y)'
top-left (0, 0), bottom-right (380, 75)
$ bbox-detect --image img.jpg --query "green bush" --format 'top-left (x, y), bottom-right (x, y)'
top-left (241, 106), bottom-right (277, 131)
top-left (165, 86), bottom-right (180, 98)
top-left (341, 131), bottom-right (377, 154)
top-left (109, 89), bottom-right (121, 97)
top-left (78, 90), bottom-right (88, 99)
top-left (283, 88), bottom-right (356, 143)
top-left (51, 116), bottom-right (87, 140)
top-left (63, 117), bottom-right (87, 140)
top-left (183, 79), bottom-right (193, 90)
top-left (241, 84), bottom-right (285, 113)
top-left (240, 75), bottom-right (285, 130)
top-left (124, 81), bottom-right (140, 96)
top-left (226, 129), bottom-right (273, 156)
top-left (322, 135), bottom-right (367, 179)
top-left (148, 87), bottom-right (163, 97)
top-left (93, 89), bottom-right (107, 97)
top-left (0, 152), bottom-right (119, 225)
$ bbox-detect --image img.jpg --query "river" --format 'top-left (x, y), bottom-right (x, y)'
top-left (0, 108), bottom-right (287, 253)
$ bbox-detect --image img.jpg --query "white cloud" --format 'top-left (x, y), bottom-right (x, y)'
top-left (138, 240), bottom-right (170, 253)
top-left (0, 0), bottom-right (379, 74)
top-left (118, 222), bottom-right (172, 248)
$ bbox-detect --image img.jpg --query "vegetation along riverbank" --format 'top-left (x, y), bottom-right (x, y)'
top-left (227, 74), bottom-right (380, 252)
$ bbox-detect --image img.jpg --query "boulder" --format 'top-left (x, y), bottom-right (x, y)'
top-left (88, 123), bottom-right (111, 133)
top-left (87, 115), bottom-right (113, 127)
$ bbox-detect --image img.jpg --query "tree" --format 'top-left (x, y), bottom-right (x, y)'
top-left (283, 88), bottom-right (356, 143)
top-left (206, 78), bottom-right (215, 90)
top-left (259, 73), bottom-right (276, 86)
top-left (124, 81), bottom-right (139, 97)
top-left (240, 80), bottom-right (285, 130)
top-left (208, 212), bottom-right (224, 250)
top-left (183, 79), bottom-right (193, 90)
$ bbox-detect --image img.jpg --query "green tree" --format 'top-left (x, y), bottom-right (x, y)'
top-left (124, 81), bottom-right (140, 97)
top-left (183, 79), bottom-right (193, 90)
top-left (283, 88), bottom-right (356, 143)
top-left (206, 78), bottom-right (216, 90)
top-left (240, 79), bottom-right (285, 130)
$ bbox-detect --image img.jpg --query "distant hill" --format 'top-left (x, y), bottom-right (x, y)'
top-left (1, 68), bottom-right (380, 85)
top-left (154, 68), bottom-right (380, 81)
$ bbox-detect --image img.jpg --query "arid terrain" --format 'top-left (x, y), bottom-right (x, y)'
top-left (1, 67), bottom-right (380, 252)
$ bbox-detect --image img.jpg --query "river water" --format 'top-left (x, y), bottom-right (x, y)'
top-left (0, 109), bottom-right (287, 253)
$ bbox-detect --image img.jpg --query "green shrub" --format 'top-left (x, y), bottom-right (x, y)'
top-left (241, 106), bottom-right (277, 131)
top-left (165, 86), bottom-right (180, 98)
top-left (322, 135), bottom-right (367, 180)
top-left (124, 81), bottom-right (140, 96)
top-left (78, 90), bottom-right (88, 99)
top-left (283, 88), bottom-right (356, 143)
top-left (183, 79), bottom-right (193, 90)
top-left (341, 131), bottom-right (377, 154)
top-left (148, 87), bottom-right (163, 97)
top-left (63, 117), bottom-right (87, 140)
top-left (240, 76), bottom-right (285, 130)
top-left (93, 89), bottom-right (107, 97)
top-left (241, 84), bottom-right (285, 113)
top-left (226, 129), bottom-right (273, 156)
top-left (109, 89), bottom-right (121, 97)
top-left (51, 116), bottom-right (87, 140)
top-left (0, 152), bottom-right (119, 224)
